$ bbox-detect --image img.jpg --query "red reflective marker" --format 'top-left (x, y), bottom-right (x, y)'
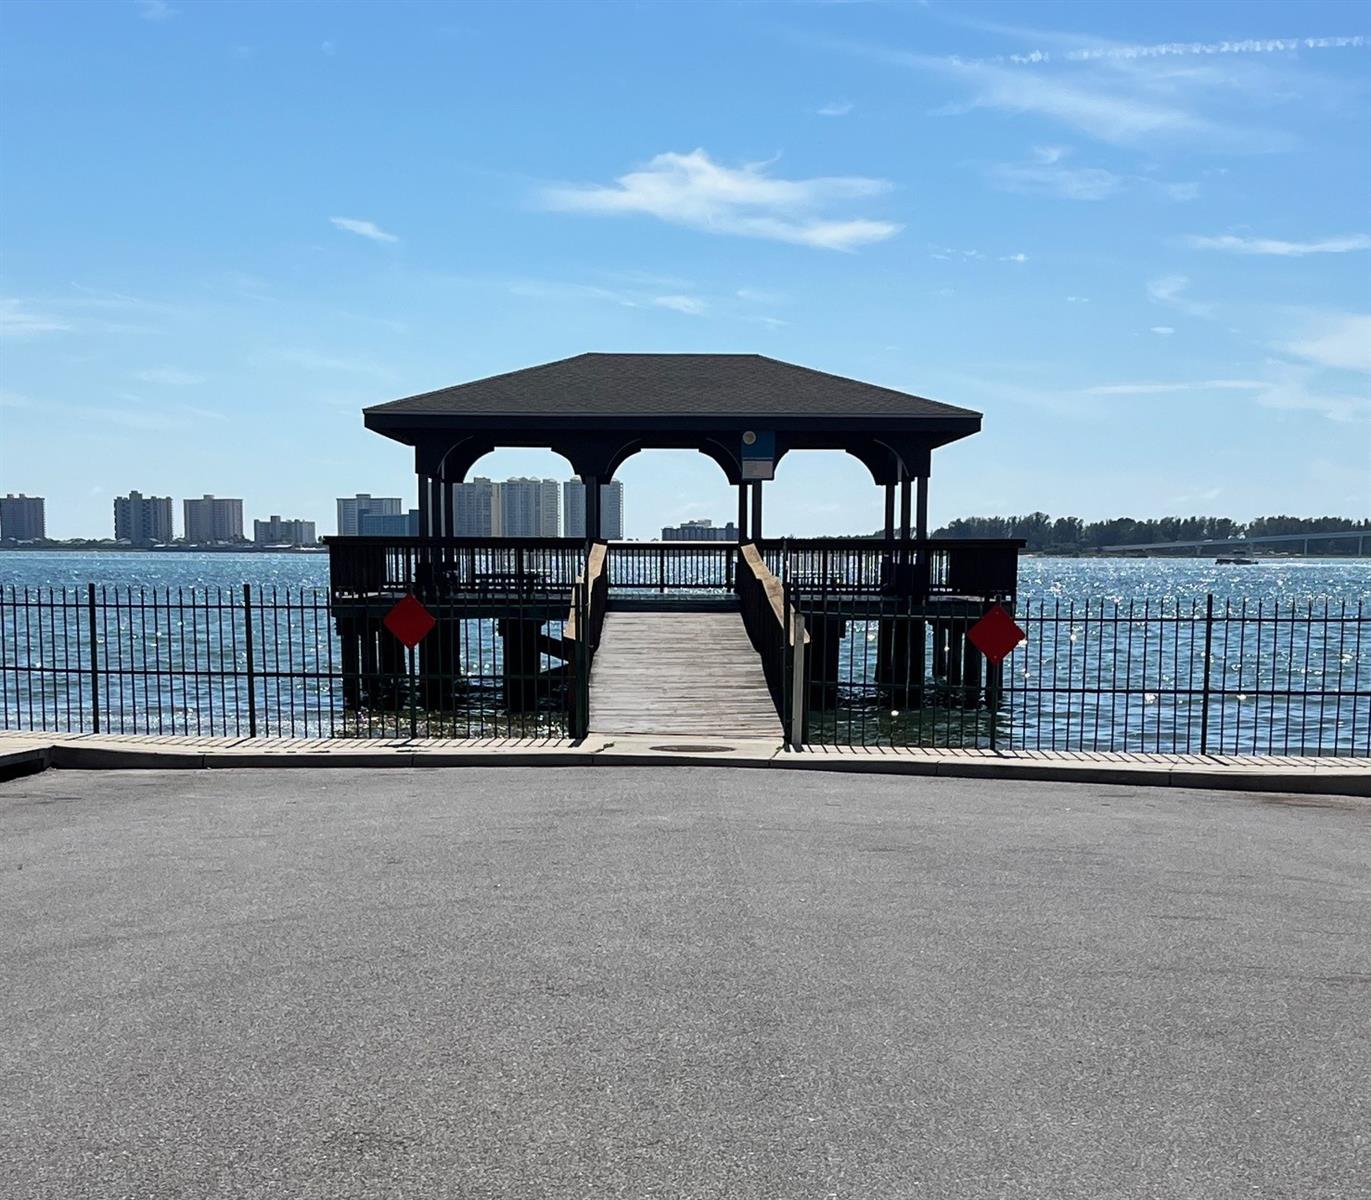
top-left (383, 594), bottom-right (436, 648)
top-left (967, 604), bottom-right (1026, 665)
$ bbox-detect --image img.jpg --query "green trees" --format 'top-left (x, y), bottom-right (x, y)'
top-left (927, 514), bottom-right (1370, 552)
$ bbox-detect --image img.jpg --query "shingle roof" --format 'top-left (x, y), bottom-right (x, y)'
top-left (365, 353), bottom-right (978, 420)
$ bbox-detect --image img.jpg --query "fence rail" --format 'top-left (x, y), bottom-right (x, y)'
top-left (791, 592), bottom-right (1369, 756)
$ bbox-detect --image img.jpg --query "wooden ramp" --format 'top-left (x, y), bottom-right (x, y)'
top-left (588, 611), bottom-right (782, 740)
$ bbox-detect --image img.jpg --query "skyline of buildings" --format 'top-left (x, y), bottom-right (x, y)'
top-left (661, 518), bottom-right (738, 542)
top-left (253, 515), bottom-right (317, 548)
top-left (0, 494), bottom-right (46, 542)
top-left (113, 491), bottom-right (173, 547)
top-left (564, 480), bottom-right (625, 541)
top-left (337, 494), bottom-right (402, 538)
top-left (183, 495), bottom-right (244, 545)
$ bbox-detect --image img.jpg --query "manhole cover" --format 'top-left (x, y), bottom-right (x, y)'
top-left (649, 744), bottom-right (735, 754)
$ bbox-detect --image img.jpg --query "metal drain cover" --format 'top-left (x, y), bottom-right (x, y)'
top-left (649, 744), bottom-right (735, 754)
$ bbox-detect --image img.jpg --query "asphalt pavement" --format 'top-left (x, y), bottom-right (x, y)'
top-left (2, 767), bottom-right (1367, 1198)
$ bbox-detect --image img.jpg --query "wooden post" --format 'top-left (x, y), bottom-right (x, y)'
top-left (884, 484), bottom-right (896, 545)
top-left (582, 474), bottom-right (601, 543)
top-left (751, 481), bottom-right (763, 541)
top-left (789, 609), bottom-right (806, 749)
top-left (737, 483), bottom-right (749, 541)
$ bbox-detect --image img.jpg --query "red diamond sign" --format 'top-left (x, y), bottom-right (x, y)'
top-left (967, 604), bottom-right (1026, 665)
top-left (383, 594), bottom-right (435, 648)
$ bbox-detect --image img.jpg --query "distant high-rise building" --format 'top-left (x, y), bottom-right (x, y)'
top-left (336, 493), bottom-right (402, 537)
top-left (113, 491), bottom-right (173, 546)
top-left (661, 518), bottom-right (737, 542)
top-left (183, 495), bottom-right (244, 544)
top-left (453, 477), bottom-right (502, 537)
top-left (0, 494), bottom-right (46, 541)
top-left (498, 478), bottom-right (560, 537)
top-left (252, 515), bottom-right (317, 547)
top-left (563, 479), bottom-right (624, 539)
top-left (358, 509), bottom-right (419, 536)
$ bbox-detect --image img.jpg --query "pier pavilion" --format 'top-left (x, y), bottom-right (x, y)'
top-left (328, 354), bottom-right (1023, 743)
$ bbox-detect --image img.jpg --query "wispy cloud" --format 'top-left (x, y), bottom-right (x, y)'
top-left (652, 294), bottom-right (707, 316)
top-left (134, 366), bottom-right (204, 385)
top-left (1150, 326), bottom-right (1175, 335)
top-left (817, 101), bottom-right (853, 117)
top-left (993, 34), bottom-right (1366, 66)
top-left (1184, 233), bottom-right (1371, 256)
top-left (987, 146), bottom-right (1195, 201)
top-left (1147, 274), bottom-right (1212, 318)
top-left (135, 0), bottom-right (177, 20)
top-left (272, 348), bottom-right (396, 379)
top-left (814, 24), bottom-right (1362, 150)
top-left (988, 160), bottom-right (1123, 200)
top-left (1279, 312), bottom-right (1371, 373)
top-left (329, 216), bottom-right (399, 244)
top-left (1000, 252), bottom-right (1028, 263)
top-left (1082, 380), bottom-right (1264, 396)
top-left (0, 299), bottom-right (71, 338)
top-left (539, 148), bottom-right (901, 251)
top-left (1254, 362), bottom-right (1371, 422)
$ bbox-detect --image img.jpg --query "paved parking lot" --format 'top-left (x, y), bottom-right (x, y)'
top-left (2, 767), bottom-right (1367, 1198)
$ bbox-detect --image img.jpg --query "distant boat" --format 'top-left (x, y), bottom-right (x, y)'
top-left (1216, 555), bottom-right (1258, 565)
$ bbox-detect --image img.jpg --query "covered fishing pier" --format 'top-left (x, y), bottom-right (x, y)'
top-left (327, 353), bottom-right (1023, 743)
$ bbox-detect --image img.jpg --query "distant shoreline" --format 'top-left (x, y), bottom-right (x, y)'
top-left (0, 545), bottom-right (327, 555)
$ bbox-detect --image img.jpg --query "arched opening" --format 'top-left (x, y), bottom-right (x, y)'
top-left (447, 447), bottom-right (579, 537)
top-left (767, 450), bottom-right (885, 539)
top-left (610, 448), bottom-right (738, 542)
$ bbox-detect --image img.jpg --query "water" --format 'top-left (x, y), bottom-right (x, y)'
top-left (2, 551), bottom-right (1368, 752)
top-left (3, 551), bottom-right (1367, 604)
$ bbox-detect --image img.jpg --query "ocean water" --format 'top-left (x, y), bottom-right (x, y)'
top-left (1, 550), bottom-right (1367, 604)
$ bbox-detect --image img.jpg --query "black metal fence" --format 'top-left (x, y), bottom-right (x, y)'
top-left (3, 579), bottom-right (1367, 756)
top-left (1, 583), bottom-right (580, 740)
top-left (793, 593), bottom-right (1370, 756)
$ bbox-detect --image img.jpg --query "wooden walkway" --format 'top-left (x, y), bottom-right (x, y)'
top-left (588, 611), bottom-right (782, 740)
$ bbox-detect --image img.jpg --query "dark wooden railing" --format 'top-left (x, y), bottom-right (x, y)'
top-left (737, 543), bottom-right (809, 739)
top-left (607, 541), bottom-right (736, 591)
top-left (758, 538), bottom-right (1023, 601)
top-left (325, 536), bottom-right (586, 599)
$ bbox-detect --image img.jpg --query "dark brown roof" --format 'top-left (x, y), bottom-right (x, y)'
top-left (365, 353), bottom-right (978, 420)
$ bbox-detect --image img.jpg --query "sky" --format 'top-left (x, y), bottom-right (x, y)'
top-left (1, 0), bottom-right (1368, 540)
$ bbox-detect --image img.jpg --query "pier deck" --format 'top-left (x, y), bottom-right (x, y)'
top-left (588, 610), bottom-right (782, 740)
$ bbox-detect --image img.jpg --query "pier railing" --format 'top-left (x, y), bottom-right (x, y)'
top-left (759, 537), bottom-right (1023, 601)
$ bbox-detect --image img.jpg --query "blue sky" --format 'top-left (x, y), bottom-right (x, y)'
top-left (1, 0), bottom-right (1368, 539)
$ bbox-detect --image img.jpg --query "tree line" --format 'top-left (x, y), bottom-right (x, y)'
top-left (919, 514), bottom-right (1371, 553)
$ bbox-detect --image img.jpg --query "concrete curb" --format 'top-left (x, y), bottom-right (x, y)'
top-left (3, 737), bottom-right (1367, 798)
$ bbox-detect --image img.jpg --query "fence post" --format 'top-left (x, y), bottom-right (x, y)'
top-left (1200, 592), bottom-right (1214, 756)
top-left (86, 583), bottom-right (100, 734)
top-left (242, 583), bottom-right (258, 738)
top-left (789, 608), bottom-right (806, 750)
top-left (408, 645), bottom-right (418, 740)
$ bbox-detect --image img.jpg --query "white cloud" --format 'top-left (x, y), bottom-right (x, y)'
top-left (1147, 274), bottom-right (1212, 317)
top-left (652, 294), bottom-right (707, 316)
top-left (135, 0), bottom-right (176, 20)
top-left (1280, 313), bottom-right (1371, 373)
top-left (737, 287), bottom-right (786, 304)
top-left (134, 367), bottom-right (204, 385)
top-left (1184, 233), bottom-right (1371, 256)
top-left (1066, 296), bottom-right (1090, 303)
top-left (1150, 325), bottom-right (1175, 335)
top-left (0, 299), bottom-right (71, 338)
top-left (539, 149), bottom-right (901, 251)
top-left (817, 101), bottom-right (853, 117)
top-left (329, 216), bottom-right (399, 244)
top-left (1000, 252), bottom-right (1028, 263)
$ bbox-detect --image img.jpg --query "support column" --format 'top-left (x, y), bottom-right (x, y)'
top-left (899, 475), bottom-right (912, 542)
top-left (883, 483), bottom-right (896, 546)
top-left (417, 476), bottom-right (434, 537)
top-left (581, 474), bottom-right (601, 542)
top-left (915, 475), bottom-right (929, 542)
top-left (737, 483), bottom-right (749, 542)
top-left (750, 481), bottom-right (763, 541)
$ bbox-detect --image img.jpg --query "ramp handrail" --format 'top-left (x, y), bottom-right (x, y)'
top-left (738, 543), bottom-right (808, 734)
